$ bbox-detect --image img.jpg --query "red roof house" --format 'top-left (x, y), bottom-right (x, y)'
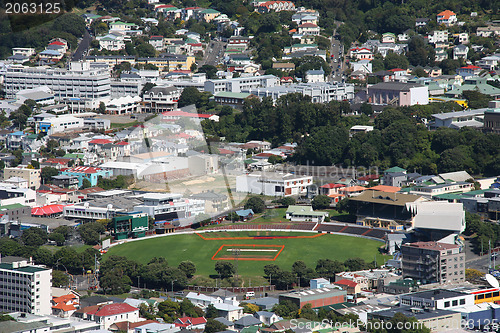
top-left (334, 279), bottom-right (361, 294)
top-left (174, 317), bottom-right (207, 329)
top-left (75, 303), bottom-right (140, 329)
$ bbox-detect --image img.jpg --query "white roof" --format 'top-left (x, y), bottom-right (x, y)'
top-left (407, 201), bottom-right (465, 232)
top-left (214, 302), bottom-right (242, 311)
top-left (438, 170), bottom-right (473, 182)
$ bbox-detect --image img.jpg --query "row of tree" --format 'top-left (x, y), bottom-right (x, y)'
top-left (202, 94), bottom-right (500, 176)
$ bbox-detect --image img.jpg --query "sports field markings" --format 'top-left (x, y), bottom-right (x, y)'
top-left (212, 244), bottom-right (285, 261)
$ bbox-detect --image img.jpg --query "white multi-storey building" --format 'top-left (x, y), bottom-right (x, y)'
top-left (247, 82), bottom-right (355, 103)
top-left (4, 62), bottom-right (111, 109)
top-left (133, 193), bottom-right (205, 222)
top-left (236, 172), bottom-right (313, 196)
top-left (204, 75), bottom-right (279, 94)
top-left (0, 257), bottom-right (52, 315)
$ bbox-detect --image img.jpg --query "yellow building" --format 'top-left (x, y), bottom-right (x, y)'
top-left (136, 55), bottom-right (195, 71)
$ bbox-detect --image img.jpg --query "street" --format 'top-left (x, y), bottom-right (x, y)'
top-left (200, 40), bottom-right (226, 67)
top-left (328, 25), bottom-right (345, 82)
top-left (72, 29), bottom-right (91, 61)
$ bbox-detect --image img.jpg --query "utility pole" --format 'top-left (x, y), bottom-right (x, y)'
top-left (233, 248), bottom-right (240, 287)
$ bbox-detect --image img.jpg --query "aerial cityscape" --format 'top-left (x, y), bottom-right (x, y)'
top-left (0, 0), bottom-right (500, 332)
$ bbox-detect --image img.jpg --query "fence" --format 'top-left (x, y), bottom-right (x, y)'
top-left (186, 285), bottom-right (275, 293)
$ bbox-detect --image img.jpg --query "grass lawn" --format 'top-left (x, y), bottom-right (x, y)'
top-left (110, 121), bottom-right (139, 129)
top-left (105, 231), bottom-right (385, 281)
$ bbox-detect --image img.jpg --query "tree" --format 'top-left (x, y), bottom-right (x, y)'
top-left (359, 103), bottom-right (373, 116)
top-left (292, 260), bottom-right (308, 278)
top-left (264, 264), bottom-right (282, 278)
top-left (204, 318), bottom-right (227, 333)
top-left (78, 222), bottom-right (105, 245)
top-left (52, 270), bottom-right (69, 287)
top-left (178, 86), bottom-right (202, 108)
top-left (41, 167), bottom-right (59, 184)
top-left (272, 299), bottom-right (299, 318)
top-left (274, 270), bottom-right (295, 290)
top-left (215, 261), bottom-right (235, 279)
top-left (268, 155), bottom-right (284, 164)
top-left (48, 233), bottom-right (65, 246)
top-left (178, 261), bottom-right (196, 278)
top-left (205, 304), bottom-right (218, 318)
top-left (198, 65), bottom-right (218, 79)
top-left (244, 197), bottom-right (265, 214)
top-left (82, 178), bottom-right (92, 189)
top-left (21, 227), bottom-right (48, 247)
top-left (312, 195), bottom-right (330, 210)
top-left (462, 90), bottom-right (491, 109)
top-left (242, 303), bottom-right (259, 314)
top-left (98, 102), bottom-right (106, 114)
top-left (316, 259), bottom-right (345, 279)
top-left (279, 197), bottom-right (296, 206)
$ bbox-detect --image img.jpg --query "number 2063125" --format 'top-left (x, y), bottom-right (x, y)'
top-left (5, 2), bottom-right (61, 14)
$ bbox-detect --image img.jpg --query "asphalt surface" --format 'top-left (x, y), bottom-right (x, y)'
top-left (72, 29), bottom-right (92, 61)
top-left (201, 40), bottom-right (226, 67)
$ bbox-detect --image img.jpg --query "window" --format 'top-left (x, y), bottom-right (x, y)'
top-left (444, 301), bottom-right (450, 307)
top-left (452, 300), bottom-right (458, 306)
top-left (460, 299), bottom-right (465, 305)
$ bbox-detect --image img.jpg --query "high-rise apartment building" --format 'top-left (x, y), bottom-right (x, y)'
top-left (401, 241), bottom-right (465, 284)
top-left (0, 256), bottom-right (52, 315)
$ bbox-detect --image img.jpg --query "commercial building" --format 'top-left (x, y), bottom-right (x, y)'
top-left (246, 81), bottom-right (355, 103)
top-left (133, 193), bottom-right (205, 223)
top-left (368, 82), bottom-right (429, 106)
top-left (4, 62), bottom-right (111, 109)
top-left (0, 256), bottom-right (52, 315)
top-left (204, 75), bottom-right (279, 94)
top-left (369, 306), bottom-right (461, 332)
top-left (430, 109), bottom-right (486, 129)
top-left (401, 241), bottom-right (465, 284)
top-left (112, 212), bottom-right (149, 239)
top-left (36, 115), bottom-right (85, 135)
top-left (484, 108), bottom-right (500, 133)
top-left (236, 172), bottom-right (313, 196)
top-left (399, 289), bottom-right (474, 310)
top-left (279, 287), bottom-right (347, 308)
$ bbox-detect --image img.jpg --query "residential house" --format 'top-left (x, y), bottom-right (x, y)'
top-left (298, 23), bottom-right (320, 36)
top-left (51, 289), bottom-right (80, 318)
top-left (382, 32), bottom-right (396, 43)
top-left (349, 47), bottom-right (374, 61)
top-left (149, 36), bottom-right (164, 50)
top-left (256, 1), bottom-right (296, 13)
top-left (254, 311), bottom-right (281, 326)
top-left (437, 10), bottom-right (457, 26)
top-left (453, 44), bottom-right (469, 60)
top-left (234, 315), bottom-right (262, 330)
top-left (415, 18), bottom-right (429, 27)
top-left (142, 86), bottom-right (181, 113)
top-left (305, 69), bottom-right (325, 83)
top-left (457, 65), bottom-right (483, 77)
top-left (199, 9), bottom-right (220, 22)
top-left (75, 303), bottom-right (140, 330)
top-left (477, 26), bottom-right (500, 37)
top-left (174, 317), bottom-right (207, 330)
top-left (60, 166), bottom-right (112, 187)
